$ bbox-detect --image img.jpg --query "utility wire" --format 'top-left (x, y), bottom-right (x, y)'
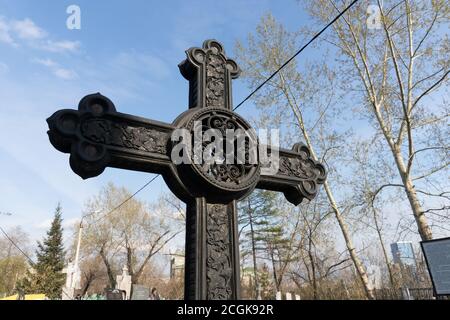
top-left (233, 0), bottom-right (360, 111)
top-left (3, 0), bottom-right (358, 258)
top-left (89, 174), bottom-right (160, 225)
top-left (65, 0), bottom-right (360, 242)
top-left (64, 174), bottom-right (161, 248)
top-left (1, 173), bottom-right (159, 265)
top-left (0, 226), bottom-right (35, 265)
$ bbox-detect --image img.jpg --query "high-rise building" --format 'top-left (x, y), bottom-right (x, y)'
top-left (391, 241), bottom-right (417, 267)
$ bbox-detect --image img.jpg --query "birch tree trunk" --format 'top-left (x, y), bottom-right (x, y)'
top-left (278, 71), bottom-right (375, 299)
top-left (392, 149), bottom-right (433, 240)
top-left (323, 182), bottom-right (374, 299)
top-left (372, 206), bottom-right (395, 288)
top-left (301, 0), bottom-right (449, 241)
top-left (236, 14), bottom-right (375, 299)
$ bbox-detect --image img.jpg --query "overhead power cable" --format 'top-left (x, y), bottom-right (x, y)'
top-left (88, 174), bottom-right (160, 225)
top-left (233, 0), bottom-right (360, 111)
top-left (65, 0), bottom-right (361, 242)
top-left (64, 174), bottom-right (160, 247)
top-left (0, 226), bottom-right (35, 265)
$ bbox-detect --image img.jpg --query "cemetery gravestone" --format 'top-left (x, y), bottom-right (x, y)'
top-left (116, 265), bottom-right (132, 300)
top-left (62, 261), bottom-right (81, 300)
top-left (276, 291), bottom-right (282, 300)
top-left (131, 285), bottom-right (150, 300)
top-left (105, 289), bottom-right (124, 300)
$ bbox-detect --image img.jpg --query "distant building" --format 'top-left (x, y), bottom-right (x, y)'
top-left (169, 251), bottom-right (184, 279)
top-left (391, 241), bottom-right (417, 268)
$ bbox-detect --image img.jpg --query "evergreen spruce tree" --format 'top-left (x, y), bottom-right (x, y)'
top-left (258, 263), bottom-right (272, 299)
top-left (239, 190), bottom-right (289, 297)
top-left (23, 204), bottom-right (66, 299)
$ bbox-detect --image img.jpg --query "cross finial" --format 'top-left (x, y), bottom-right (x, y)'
top-left (179, 39), bottom-right (240, 110)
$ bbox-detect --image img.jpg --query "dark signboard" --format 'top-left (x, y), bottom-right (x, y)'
top-left (421, 237), bottom-right (450, 296)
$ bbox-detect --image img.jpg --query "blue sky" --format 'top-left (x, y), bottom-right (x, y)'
top-left (1, 0), bottom-right (447, 259)
top-left (0, 0), bottom-right (315, 242)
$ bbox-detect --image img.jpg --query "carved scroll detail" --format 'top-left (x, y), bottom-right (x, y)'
top-left (278, 156), bottom-right (316, 179)
top-left (81, 118), bottom-right (168, 154)
top-left (277, 144), bottom-right (326, 184)
top-left (205, 52), bottom-right (225, 108)
top-left (184, 107), bottom-right (260, 192)
top-left (206, 204), bottom-right (232, 300)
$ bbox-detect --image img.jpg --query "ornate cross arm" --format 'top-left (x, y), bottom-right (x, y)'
top-left (47, 93), bottom-right (174, 179)
top-left (257, 143), bottom-right (327, 206)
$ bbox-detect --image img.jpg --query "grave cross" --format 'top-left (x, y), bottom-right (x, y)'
top-left (47, 40), bottom-right (326, 300)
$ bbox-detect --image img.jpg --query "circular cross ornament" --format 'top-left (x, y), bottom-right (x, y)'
top-left (173, 107), bottom-right (260, 203)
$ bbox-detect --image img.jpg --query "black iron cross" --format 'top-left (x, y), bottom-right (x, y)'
top-left (47, 40), bottom-right (326, 300)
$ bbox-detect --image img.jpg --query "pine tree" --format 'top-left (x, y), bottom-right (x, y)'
top-left (239, 190), bottom-right (289, 296)
top-left (258, 263), bottom-right (272, 299)
top-left (22, 204), bottom-right (66, 299)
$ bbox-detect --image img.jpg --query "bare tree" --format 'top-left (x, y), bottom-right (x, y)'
top-left (235, 14), bottom-right (375, 299)
top-left (287, 197), bottom-right (353, 299)
top-left (302, 0), bottom-right (449, 240)
top-left (0, 226), bottom-right (30, 296)
top-left (78, 255), bottom-right (107, 296)
top-left (349, 139), bottom-right (398, 287)
top-left (80, 183), bottom-right (180, 287)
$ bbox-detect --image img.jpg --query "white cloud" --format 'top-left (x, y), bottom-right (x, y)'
top-left (34, 58), bottom-right (58, 68)
top-left (0, 16), bottom-right (80, 53)
top-left (35, 218), bottom-right (52, 230)
top-left (11, 18), bottom-right (47, 40)
top-left (53, 67), bottom-right (78, 80)
top-left (33, 57), bottom-right (78, 80)
top-left (34, 217), bottom-right (77, 231)
top-left (62, 217), bottom-right (80, 228)
top-left (39, 39), bottom-right (80, 53)
top-left (0, 16), bottom-right (14, 44)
